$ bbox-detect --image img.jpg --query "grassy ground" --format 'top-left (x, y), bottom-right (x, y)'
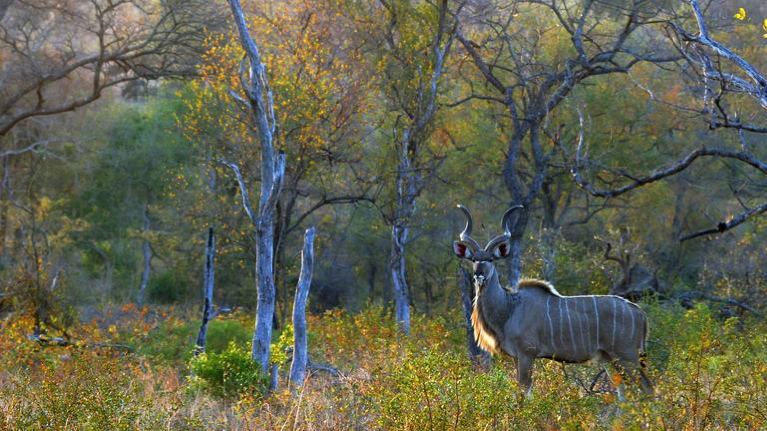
top-left (1, 302), bottom-right (766, 430)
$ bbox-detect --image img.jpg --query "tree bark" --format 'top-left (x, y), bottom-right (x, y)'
top-left (390, 223), bottom-right (411, 334)
top-left (195, 227), bottom-right (216, 354)
top-left (289, 226), bottom-right (315, 387)
top-left (137, 204), bottom-right (151, 306)
top-left (226, 0), bottom-right (285, 374)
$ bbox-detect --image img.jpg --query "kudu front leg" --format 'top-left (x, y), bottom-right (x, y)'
top-left (516, 354), bottom-right (535, 398)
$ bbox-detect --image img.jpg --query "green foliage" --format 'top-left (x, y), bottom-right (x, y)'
top-left (188, 342), bottom-right (269, 399)
top-left (138, 317), bottom-right (196, 366)
top-left (270, 323), bottom-right (294, 368)
top-left (138, 317), bottom-right (253, 367)
top-left (148, 270), bottom-right (186, 304)
top-left (205, 319), bottom-right (252, 355)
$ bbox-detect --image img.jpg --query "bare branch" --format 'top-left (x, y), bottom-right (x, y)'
top-left (573, 146), bottom-right (767, 199)
top-left (680, 200), bottom-right (767, 242)
top-left (675, 0), bottom-right (767, 109)
top-left (218, 159), bottom-right (256, 226)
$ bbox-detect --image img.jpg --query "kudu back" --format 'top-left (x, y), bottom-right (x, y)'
top-left (453, 205), bottom-right (653, 396)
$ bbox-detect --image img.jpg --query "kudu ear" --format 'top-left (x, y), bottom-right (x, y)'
top-left (453, 241), bottom-right (475, 260)
top-left (490, 240), bottom-right (511, 259)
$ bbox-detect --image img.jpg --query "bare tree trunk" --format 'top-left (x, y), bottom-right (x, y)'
top-left (382, 0), bottom-right (455, 335)
top-left (458, 266), bottom-right (490, 365)
top-left (137, 204), bottom-right (151, 306)
top-left (226, 0), bottom-right (286, 374)
top-left (195, 227), bottom-right (216, 355)
top-left (505, 208), bottom-right (529, 289)
top-left (253, 212), bottom-right (278, 372)
top-left (390, 223), bottom-right (411, 334)
top-left (289, 227), bottom-right (315, 387)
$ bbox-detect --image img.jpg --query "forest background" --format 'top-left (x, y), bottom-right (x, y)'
top-left (2, 0), bottom-right (767, 429)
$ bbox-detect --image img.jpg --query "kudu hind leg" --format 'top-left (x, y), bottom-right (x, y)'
top-left (637, 364), bottom-right (654, 394)
top-left (614, 357), bottom-right (653, 395)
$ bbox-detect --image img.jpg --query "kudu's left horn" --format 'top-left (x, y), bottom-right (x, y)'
top-left (484, 205), bottom-right (524, 253)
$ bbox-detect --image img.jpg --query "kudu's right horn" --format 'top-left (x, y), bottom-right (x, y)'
top-left (456, 204), bottom-right (482, 252)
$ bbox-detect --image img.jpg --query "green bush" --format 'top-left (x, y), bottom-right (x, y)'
top-left (188, 342), bottom-right (269, 398)
top-left (148, 271), bottom-right (185, 304)
top-left (138, 318), bottom-right (197, 366)
top-left (205, 319), bottom-right (252, 354)
top-left (138, 318), bottom-right (253, 367)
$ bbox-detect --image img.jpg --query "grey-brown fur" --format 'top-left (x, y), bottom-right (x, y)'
top-left (455, 205), bottom-right (653, 395)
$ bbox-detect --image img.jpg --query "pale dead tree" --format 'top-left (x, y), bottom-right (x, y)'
top-left (195, 227), bottom-right (216, 355)
top-left (453, 205), bottom-right (653, 396)
top-left (289, 226), bottom-right (315, 388)
top-left (221, 0), bottom-right (302, 380)
top-left (455, 0), bottom-right (679, 286)
top-left (0, 0), bottom-right (216, 143)
top-left (377, 0), bottom-right (462, 334)
top-left (672, 0), bottom-right (767, 116)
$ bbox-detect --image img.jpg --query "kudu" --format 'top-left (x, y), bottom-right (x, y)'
top-left (453, 205), bottom-right (653, 396)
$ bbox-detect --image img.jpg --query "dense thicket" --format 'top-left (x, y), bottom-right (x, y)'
top-left (2, 0), bottom-right (766, 323)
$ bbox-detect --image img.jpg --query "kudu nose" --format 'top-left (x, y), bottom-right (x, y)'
top-left (473, 272), bottom-right (486, 287)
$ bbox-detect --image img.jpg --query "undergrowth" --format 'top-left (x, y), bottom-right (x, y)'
top-left (0, 302), bottom-right (766, 430)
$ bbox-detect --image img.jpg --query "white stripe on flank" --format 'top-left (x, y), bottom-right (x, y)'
top-left (583, 301), bottom-right (594, 355)
top-left (593, 297), bottom-right (599, 348)
top-left (629, 304), bottom-right (635, 340)
top-left (558, 298), bottom-right (565, 348)
top-left (619, 298), bottom-right (625, 341)
top-left (581, 300), bottom-right (590, 353)
top-left (578, 301), bottom-right (591, 351)
top-left (611, 298), bottom-right (617, 347)
top-left (565, 300), bottom-right (576, 351)
top-left (546, 296), bottom-right (554, 348)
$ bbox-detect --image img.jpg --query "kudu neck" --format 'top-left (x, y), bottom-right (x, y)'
top-left (476, 264), bottom-right (518, 322)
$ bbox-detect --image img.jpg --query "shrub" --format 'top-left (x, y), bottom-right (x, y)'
top-left (205, 319), bottom-right (252, 354)
top-left (372, 348), bottom-right (600, 430)
top-left (138, 317), bottom-right (197, 365)
top-left (1, 353), bottom-right (167, 430)
top-left (148, 271), bottom-right (185, 304)
top-left (188, 342), bottom-right (269, 398)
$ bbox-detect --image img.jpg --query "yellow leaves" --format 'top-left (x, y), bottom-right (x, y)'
top-left (36, 196), bottom-right (53, 218)
top-left (733, 7), bottom-right (767, 38)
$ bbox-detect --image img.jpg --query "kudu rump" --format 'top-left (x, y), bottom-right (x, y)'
top-left (453, 205), bottom-right (653, 396)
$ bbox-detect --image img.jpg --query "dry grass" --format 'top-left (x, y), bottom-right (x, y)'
top-left (1, 303), bottom-right (766, 430)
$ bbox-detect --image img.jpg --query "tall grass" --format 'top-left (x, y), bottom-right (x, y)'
top-left (1, 302), bottom-right (766, 429)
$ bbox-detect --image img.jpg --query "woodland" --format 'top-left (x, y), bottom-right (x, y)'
top-left (2, 0), bottom-right (767, 429)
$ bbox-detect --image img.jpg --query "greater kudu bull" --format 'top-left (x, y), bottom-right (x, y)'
top-left (453, 205), bottom-right (653, 396)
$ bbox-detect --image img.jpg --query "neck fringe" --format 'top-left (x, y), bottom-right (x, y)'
top-left (471, 292), bottom-right (500, 354)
